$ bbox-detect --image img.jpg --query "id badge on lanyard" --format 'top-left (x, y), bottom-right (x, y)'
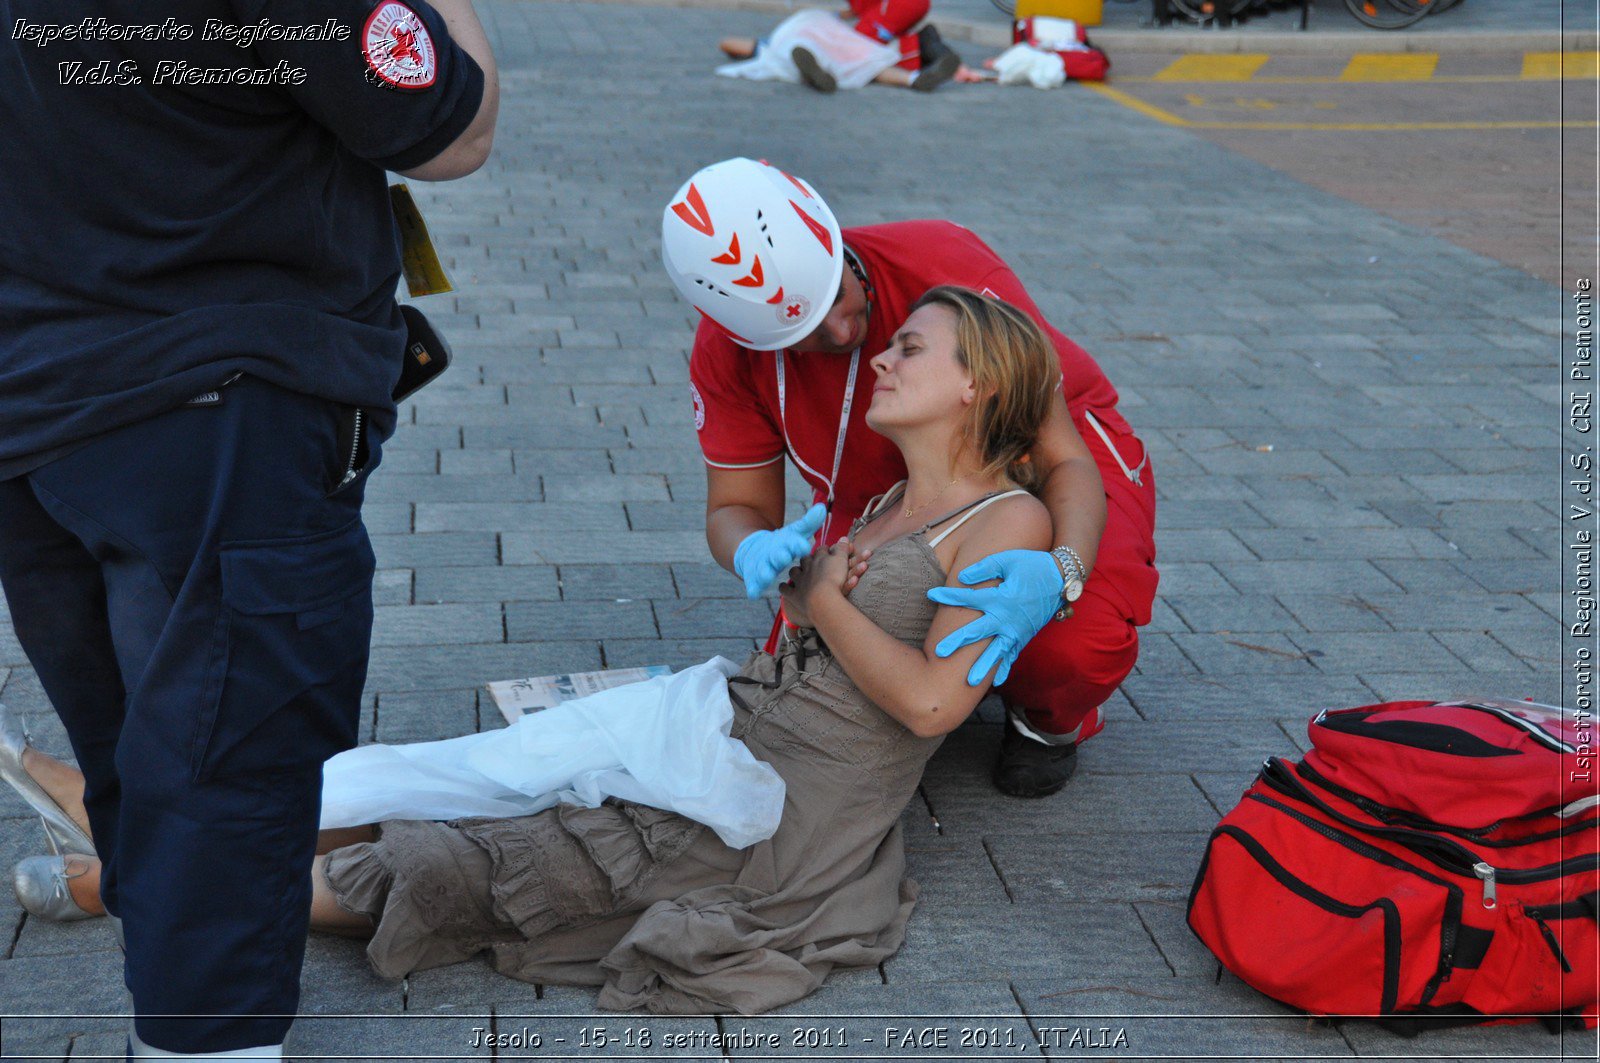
top-left (775, 347), bottom-right (860, 545)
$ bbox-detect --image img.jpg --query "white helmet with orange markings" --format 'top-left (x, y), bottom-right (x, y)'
top-left (661, 158), bottom-right (843, 351)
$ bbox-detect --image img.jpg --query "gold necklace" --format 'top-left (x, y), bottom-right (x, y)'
top-left (902, 476), bottom-right (962, 520)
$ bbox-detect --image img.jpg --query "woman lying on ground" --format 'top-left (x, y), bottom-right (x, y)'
top-left (2, 285), bottom-right (1053, 1015)
top-left (716, 1), bottom-right (961, 94)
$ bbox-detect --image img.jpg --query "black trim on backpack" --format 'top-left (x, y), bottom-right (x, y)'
top-left (1373, 1004), bottom-right (1491, 1038)
top-left (1248, 791), bottom-right (1462, 1005)
top-left (1451, 925), bottom-right (1493, 970)
top-left (1316, 711), bottom-right (1520, 758)
top-left (1214, 826), bottom-right (1402, 1016)
top-left (1296, 760), bottom-right (1600, 844)
top-left (1260, 759), bottom-right (1598, 885)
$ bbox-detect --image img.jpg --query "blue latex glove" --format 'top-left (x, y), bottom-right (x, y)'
top-left (733, 503), bottom-right (827, 599)
top-left (926, 549), bottom-right (1064, 687)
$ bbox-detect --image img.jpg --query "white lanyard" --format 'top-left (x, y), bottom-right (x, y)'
top-left (775, 347), bottom-right (860, 512)
top-left (1082, 409), bottom-right (1146, 487)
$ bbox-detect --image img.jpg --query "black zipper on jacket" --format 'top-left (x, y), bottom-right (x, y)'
top-left (1248, 791), bottom-right (1461, 1005)
top-left (1213, 825), bottom-right (1402, 1016)
top-left (337, 408), bottom-right (365, 490)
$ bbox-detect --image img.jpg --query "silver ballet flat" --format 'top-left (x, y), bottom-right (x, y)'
top-left (0, 702), bottom-right (96, 857)
top-left (13, 854), bottom-right (99, 922)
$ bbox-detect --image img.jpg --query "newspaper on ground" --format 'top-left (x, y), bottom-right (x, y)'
top-left (487, 665), bottom-right (672, 725)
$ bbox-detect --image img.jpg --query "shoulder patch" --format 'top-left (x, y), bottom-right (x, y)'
top-left (691, 382), bottom-right (707, 431)
top-left (363, 2), bottom-right (437, 90)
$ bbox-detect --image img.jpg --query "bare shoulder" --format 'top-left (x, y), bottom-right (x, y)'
top-left (955, 492), bottom-right (1052, 558)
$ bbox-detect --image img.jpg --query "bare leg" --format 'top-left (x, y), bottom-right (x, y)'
top-left (38, 849), bottom-right (373, 938)
top-left (20, 747), bottom-right (92, 840)
top-left (317, 824), bottom-right (378, 855)
top-left (21, 748), bottom-right (378, 857)
top-left (57, 853), bottom-right (108, 916)
top-left (873, 67), bottom-right (914, 87)
top-left (309, 853), bottom-right (375, 937)
top-left (719, 36), bottom-right (756, 59)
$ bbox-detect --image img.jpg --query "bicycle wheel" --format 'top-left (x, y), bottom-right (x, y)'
top-left (1390, 0), bottom-right (1466, 12)
top-left (1169, 0), bottom-right (1255, 23)
top-left (1343, 0), bottom-right (1432, 29)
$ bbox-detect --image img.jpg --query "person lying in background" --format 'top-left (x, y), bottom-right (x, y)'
top-left (4, 286), bottom-right (1055, 1016)
top-left (717, 0), bottom-right (961, 93)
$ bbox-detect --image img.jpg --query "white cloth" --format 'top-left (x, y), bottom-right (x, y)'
top-left (318, 658), bottom-right (785, 849)
top-left (1021, 16), bottom-right (1091, 52)
top-left (992, 43), bottom-right (1066, 90)
top-left (716, 10), bottom-right (901, 90)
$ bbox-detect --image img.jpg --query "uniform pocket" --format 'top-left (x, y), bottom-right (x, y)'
top-left (327, 405), bottom-right (373, 496)
top-left (193, 518), bottom-right (376, 780)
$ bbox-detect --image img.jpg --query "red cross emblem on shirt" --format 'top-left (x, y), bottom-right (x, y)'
top-left (785, 303), bottom-right (803, 318)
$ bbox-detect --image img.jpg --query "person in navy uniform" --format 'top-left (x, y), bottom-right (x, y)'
top-left (0, 2), bottom-right (497, 1056)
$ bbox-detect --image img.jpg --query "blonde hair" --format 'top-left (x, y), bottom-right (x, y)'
top-left (910, 285), bottom-right (1059, 492)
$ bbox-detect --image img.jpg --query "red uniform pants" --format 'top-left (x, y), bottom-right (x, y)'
top-left (1001, 409), bottom-right (1158, 745)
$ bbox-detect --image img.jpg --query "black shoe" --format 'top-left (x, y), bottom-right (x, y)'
top-left (993, 723), bottom-right (1078, 798)
top-left (912, 26), bottom-right (960, 92)
top-left (791, 46), bottom-right (837, 93)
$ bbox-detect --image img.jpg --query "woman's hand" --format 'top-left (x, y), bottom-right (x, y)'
top-left (780, 538), bottom-right (852, 628)
top-left (842, 543), bottom-right (873, 594)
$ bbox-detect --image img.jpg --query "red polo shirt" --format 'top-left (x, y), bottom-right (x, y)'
top-left (688, 220), bottom-right (1125, 543)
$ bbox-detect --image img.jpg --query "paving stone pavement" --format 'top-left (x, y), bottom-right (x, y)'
top-left (0, 1), bottom-right (1589, 1059)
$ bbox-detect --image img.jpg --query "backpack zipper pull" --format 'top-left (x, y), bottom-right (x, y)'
top-left (1472, 862), bottom-right (1498, 909)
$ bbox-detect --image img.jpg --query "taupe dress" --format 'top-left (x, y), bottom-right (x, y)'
top-left (325, 492), bottom-right (1009, 1015)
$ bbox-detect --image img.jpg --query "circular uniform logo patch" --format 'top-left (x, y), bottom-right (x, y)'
top-left (363, 2), bottom-right (437, 90)
top-left (777, 294), bottom-right (810, 326)
top-left (691, 383), bottom-right (707, 431)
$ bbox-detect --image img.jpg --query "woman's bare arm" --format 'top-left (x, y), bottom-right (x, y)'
top-left (794, 496), bottom-right (1052, 738)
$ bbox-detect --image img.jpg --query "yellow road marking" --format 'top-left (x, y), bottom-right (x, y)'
top-left (1523, 51), bottom-right (1600, 79)
top-left (1341, 53), bottom-right (1439, 81)
top-left (1087, 82), bottom-right (1186, 125)
top-left (1121, 51), bottom-right (1597, 84)
top-left (1081, 82), bottom-right (1597, 132)
top-left (1185, 120), bottom-right (1592, 131)
top-left (1153, 54), bottom-right (1271, 82)
top-left (1121, 73), bottom-right (1589, 84)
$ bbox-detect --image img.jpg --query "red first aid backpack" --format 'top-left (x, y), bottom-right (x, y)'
top-left (1188, 698), bottom-right (1600, 1033)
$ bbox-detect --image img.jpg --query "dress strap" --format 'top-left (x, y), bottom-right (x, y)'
top-left (925, 489), bottom-right (1032, 549)
top-left (854, 480), bottom-right (908, 532)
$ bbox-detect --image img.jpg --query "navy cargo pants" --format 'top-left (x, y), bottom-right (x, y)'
top-left (0, 376), bottom-right (382, 1054)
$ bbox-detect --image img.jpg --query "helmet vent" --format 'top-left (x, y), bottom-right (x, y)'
top-left (693, 278), bottom-right (733, 298)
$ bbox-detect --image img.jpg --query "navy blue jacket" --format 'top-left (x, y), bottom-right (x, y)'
top-left (0, 1), bottom-right (484, 472)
